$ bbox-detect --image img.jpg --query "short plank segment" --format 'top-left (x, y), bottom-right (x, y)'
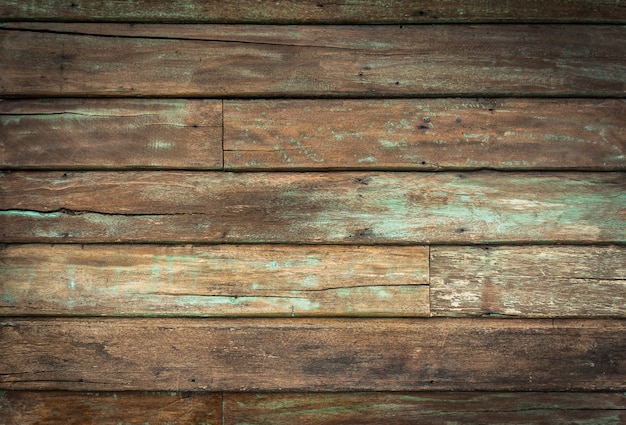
top-left (1, 24), bottom-right (624, 97)
top-left (431, 246), bottom-right (626, 318)
top-left (224, 99), bottom-right (626, 170)
top-left (0, 391), bottom-right (221, 425)
top-left (224, 392), bottom-right (626, 425)
top-left (1, 318), bottom-right (624, 391)
top-left (0, 99), bottom-right (222, 170)
top-left (1, 0), bottom-right (625, 23)
top-left (1, 171), bottom-right (624, 244)
top-left (0, 244), bottom-right (429, 317)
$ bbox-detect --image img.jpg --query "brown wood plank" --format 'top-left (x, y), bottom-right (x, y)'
top-left (224, 99), bottom-right (626, 171)
top-left (1, 171), bottom-right (624, 244)
top-left (0, 244), bottom-right (428, 317)
top-left (224, 392), bottom-right (626, 425)
top-left (431, 246), bottom-right (626, 318)
top-left (0, 99), bottom-right (222, 170)
top-left (0, 391), bottom-right (221, 425)
top-left (0, 318), bottom-right (624, 391)
top-left (1, 24), bottom-right (624, 97)
top-left (1, 0), bottom-right (624, 23)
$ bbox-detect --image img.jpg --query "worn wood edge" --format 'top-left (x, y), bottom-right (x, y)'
top-left (429, 245), bottom-right (626, 318)
top-left (223, 98), bottom-right (626, 171)
top-left (1, 317), bottom-right (624, 391)
top-left (0, 390), bottom-right (222, 425)
top-left (0, 243), bottom-right (429, 317)
top-left (1, 0), bottom-right (625, 23)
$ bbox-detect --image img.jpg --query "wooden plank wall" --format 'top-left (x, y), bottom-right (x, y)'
top-left (1, 1), bottom-right (625, 423)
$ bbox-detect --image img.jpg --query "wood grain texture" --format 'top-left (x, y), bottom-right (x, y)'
top-left (0, 244), bottom-right (429, 317)
top-left (0, 391), bottom-right (221, 425)
top-left (224, 392), bottom-right (626, 425)
top-left (431, 246), bottom-right (626, 318)
top-left (0, 99), bottom-right (222, 170)
top-left (1, 0), bottom-right (625, 23)
top-left (224, 99), bottom-right (626, 170)
top-left (1, 171), bottom-right (624, 244)
top-left (1, 24), bottom-right (624, 97)
top-left (0, 318), bottom-right (624, 391)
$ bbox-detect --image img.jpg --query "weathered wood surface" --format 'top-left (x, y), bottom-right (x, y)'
top-left (431, 246), bottom-right (626, 318)
top-left (2, 0), bottom-right (625, 23)
top-left (0, 244), bottom-right (428, 317)
top-left (0, 318), bottom-right (624, 391)
top-left (224, 392), bottom-right (626, 425)
top-left (0, 391), bottom-right (221, 425)
top-left (2, 24), bottom-right (624, 97)
top-left (224, 99), bottom-right (626, 171)
top-left (1, 171), bottom-right (624, 244)
top-left (1, 392), bottom-right (623, 425)
top-left (0, 99), bottom-right (222, 170)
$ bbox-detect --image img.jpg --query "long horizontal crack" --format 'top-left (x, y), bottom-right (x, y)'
top-left (0, 26), bottom-right (376, 52)
top-left (0, 208), bottom-right (197, 217)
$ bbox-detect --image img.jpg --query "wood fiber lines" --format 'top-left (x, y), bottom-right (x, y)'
top-left (0, 1), bottom-right (625, 423)
top-left (1, 24), bottom-right (625, 97)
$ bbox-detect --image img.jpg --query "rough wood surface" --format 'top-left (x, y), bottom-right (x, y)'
top-left (0, 244), bottom-right (428, 317)
top-left (0, 99), bottom-right (222, 170)
top-left (431, 246), bottom-right (626, 318)
top-left (1, 171), bottom-right (624, 244)
top-left (1, 0), bottom-right (625, 23)
top-left (2, 24), bottom-right (624, 97)
top-left (224, 99), bottom-right (626, 170)
top-left (0, 391), bottom-right (221, 425)
top-left (0, 318), bottom-right (624, 391)
top-left (224, 392), bottom-right (626, 425)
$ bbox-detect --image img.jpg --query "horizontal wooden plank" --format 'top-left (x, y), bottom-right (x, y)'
top-left (224, 392), bottom-right (626, 425)
top-left (1, 0), bottom-right (625, 23)
top-left (431, 246), bottom-right (626, 318)
top-left (1, 171), bottom-right (624, 244)
top-left (0, 391), bottom-right (221, 425)
top-left (224, 99), bottom-right (626, 171)
top-left (0, 318), bottom-right (624, 391)
top-left (0, 244), bottom-right (428, 317)
top-left (0, 99), bottom-right (222, 170)
top-left (1, 24), bottom-right (624, 97)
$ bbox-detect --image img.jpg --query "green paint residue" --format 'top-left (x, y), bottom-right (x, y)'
top-left (67, 266), bottom-right (77, 290)
top-left (0, 210), bottom-right (62, 218)
top-left (357, 156), bottom-right (377, 163)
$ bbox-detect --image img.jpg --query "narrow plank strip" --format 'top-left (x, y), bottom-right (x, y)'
top-left (0, 171), bottom-right (624, 244)
top-left (224, 392), bottom-right (626, 425)
top-left (0, 99), bottom-right (222, 170)
top-left (224, 99), bottom-right (626, 171)
top-left (0, 244), bottom-right (428, 317)
top-left (431, 246), bottom-right (626, 318)
top-left (1, 24), bottom-right (624, 97)
top-left (0, 318), bottom-right (624, 391)
top-left (0, 391), bottom-right (221, 425)
top-left (1, 0), bottom-right (624, 23)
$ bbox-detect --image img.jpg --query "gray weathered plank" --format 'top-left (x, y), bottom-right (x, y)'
top-left (0, 318), bottom-right (624, 391)
top-left (224, 99), bottom-right (626, 171)
top-left (224, 392), bottom-right (626, 425)
top-left (1, 24), bottom-right (624, 97)
top-left (0, 99), bottom-right (222, 170)
top-left (0, 244), bottom-right (429, 317)
top-left (0, 171), bottom-right (624, 244)
top-left (1, 0), bottom-right (625, 23)
top-left (0, 391), bottom-right (221, 425)
top-left (430, 246), bottom-right (626, 318)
